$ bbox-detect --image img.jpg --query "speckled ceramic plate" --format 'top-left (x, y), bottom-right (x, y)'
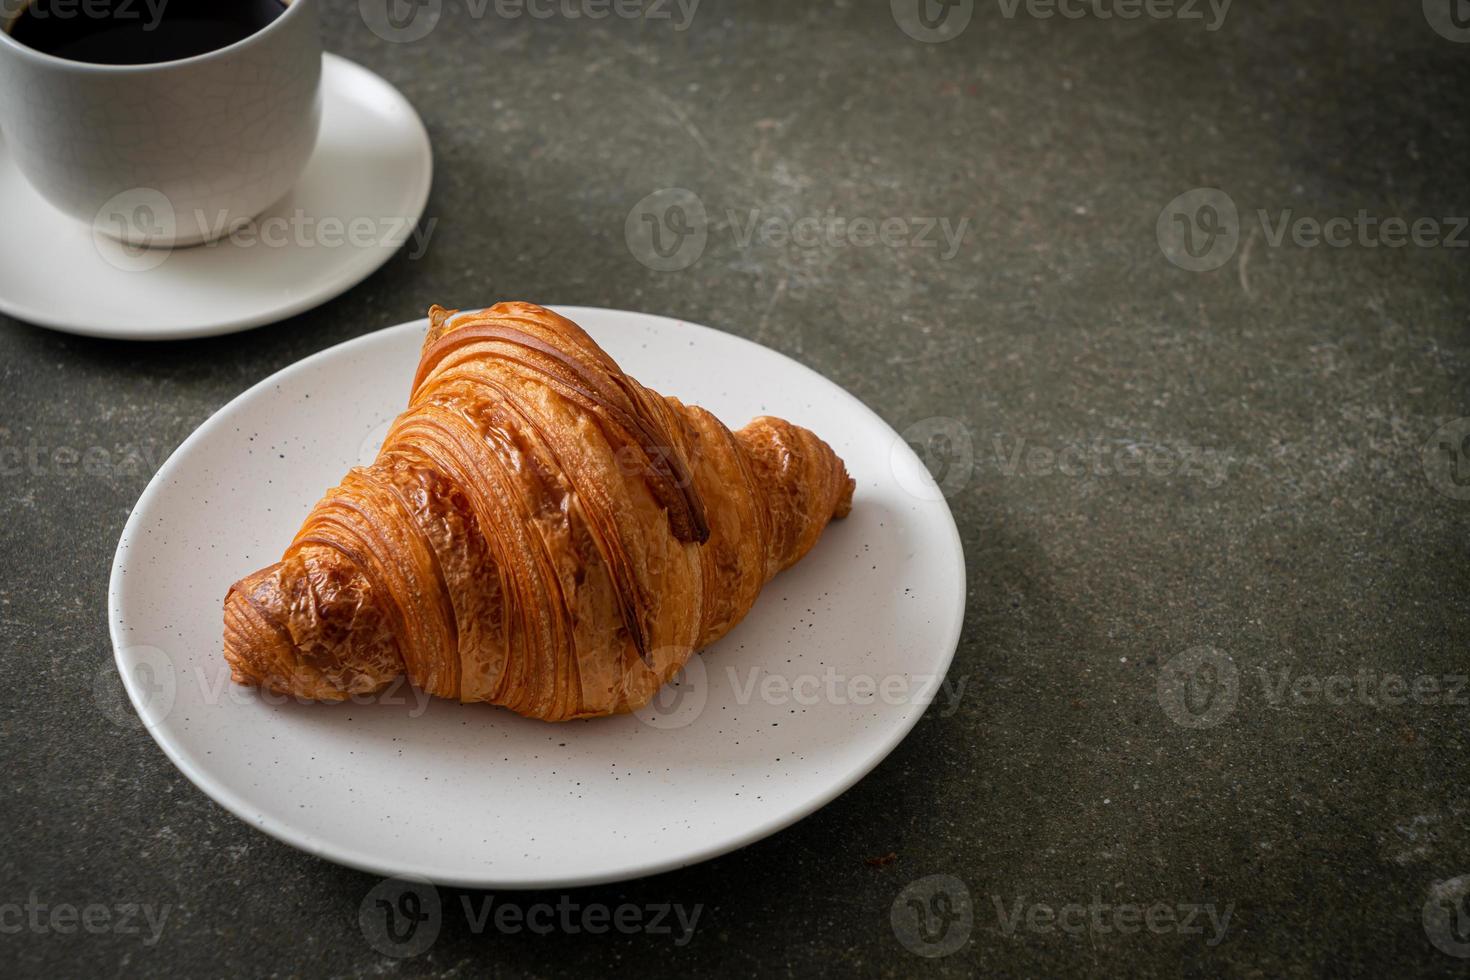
top-left (107, 307), bottom-right (965, 888)
top-left (0, 54), bottom-right (432, 340)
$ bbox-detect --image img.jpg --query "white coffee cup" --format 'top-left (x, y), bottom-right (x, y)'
top-left (0, 0), bottom-right (322, 248)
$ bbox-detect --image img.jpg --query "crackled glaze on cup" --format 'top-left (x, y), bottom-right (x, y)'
top-left (0, 0), bottom-right (321, 247)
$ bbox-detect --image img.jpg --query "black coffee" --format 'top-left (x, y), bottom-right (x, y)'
top-left (4, 0), bottom-right (288, 65)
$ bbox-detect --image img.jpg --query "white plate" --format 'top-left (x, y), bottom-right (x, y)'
top-left (0, 54), bottom-right (431, 340)
top-left (108, 308), bottom-right (965, 888)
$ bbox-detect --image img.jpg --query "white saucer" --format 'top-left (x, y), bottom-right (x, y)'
top-left (108, 308), bottom-right (966, 888)
top-left (0, 54), bottom-right (432, 340)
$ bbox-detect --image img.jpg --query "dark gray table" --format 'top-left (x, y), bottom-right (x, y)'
top-left (5, 1), bottom-right (1469, 975)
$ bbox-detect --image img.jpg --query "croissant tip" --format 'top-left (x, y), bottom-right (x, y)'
top-left (834, 475), bottom-right (855, 520)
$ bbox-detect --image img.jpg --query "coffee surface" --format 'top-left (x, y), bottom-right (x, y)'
top-left (5, 0), bottom-right (288, 65)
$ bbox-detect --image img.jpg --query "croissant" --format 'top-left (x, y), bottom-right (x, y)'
top-left (223, 302), bottom-right (854, 721)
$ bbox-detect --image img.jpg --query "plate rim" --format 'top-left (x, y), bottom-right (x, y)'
top-left (0, 53), bottom-right (433, 341)
top-left (107, 307), bottom-right (967, 888)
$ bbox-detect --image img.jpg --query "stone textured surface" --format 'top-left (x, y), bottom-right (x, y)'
top-left (2, 1), bottom-right (1469, 975)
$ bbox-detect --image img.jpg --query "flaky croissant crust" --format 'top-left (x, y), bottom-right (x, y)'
top-left (224, 302), bottom-right (854, 720)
